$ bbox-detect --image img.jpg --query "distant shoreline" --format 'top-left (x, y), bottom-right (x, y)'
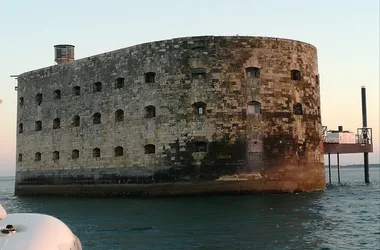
top-left (324, 164), bottom-right (380, 168)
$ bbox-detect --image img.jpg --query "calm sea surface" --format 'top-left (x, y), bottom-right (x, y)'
top-left (1, 167), bottom-right (379, 250)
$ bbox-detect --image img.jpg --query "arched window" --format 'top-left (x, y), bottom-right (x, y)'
top-left (19, 97), bottom-right (24, 107)
top-left (53, 118), bottom-right (60, 129)
top-left (116, 77), bottom-right (124, 89)
top-left (144, 144), bottom-right (155, 154)
top-left (93, 148), bottom-right (100, 158)
top-left (73, 86), bottom-right (80, 96)
top-left (53, 151), bottom-right (60, 161)
top-left (72, 115), bottom-right (80, 127)
top-left (35, 121), bottom-right (42, 131)
top-left (316, 74), bottom-right (320, 85)
top-left (72, 149), bottom-right (79, 159)
top-left (93, 82), bottom-right (102, 92)
top-left (145, 106), bottom-right (156, 118)
top-left (54, 90), bottom-right (61, 99)
top-left (291, 70), bottom-right (301, 81)
top-left (35, 152), bottom-right (41, 161)
top-left (246, 67), bottom-right (260, 78)
top-left (317, 106), bottom-right (321, 117)
top-left (247, 101), bottom-right (261, 115)
top-left (145, 72), bottom-right (156, 83)
top-left (195, 141), bottom-right (207, 152)
top-left (93, 113), bottom-right (101, 124)
top-left (115, 146), bottom-right (123, 157)
top-left (191, 68), bottom-right (207, 79)
top-left (115, 109), bottom-right (124, 122)
top-left (18, 123), bottom-right (23, 133)
top-left (293, 103), bottom-right (303, 115)
top-left (36, 93), bottom-right (43, 105)
top-left (191, 41), bottom-right (206, 50)
top-left (192, 102), bottom-right (206, 115)
top-left (17, 154), bottom-right (22, 163)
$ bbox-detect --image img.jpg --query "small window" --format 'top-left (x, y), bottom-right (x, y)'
top-left (17, 154), bottom-right (22, 163)
top-left (191, 68), bottom-right (207, 79)
top-left (192, 102), bottom-right (206, 115)
top-left (72, 115), bottom-right (80, 127)
top-left (116, 77), bottom-right (124, 89)
top-left (53, 151), bottom-right (60, 161)
top-left (53, 118), bottom-right (60, 129)
top-left (36, 93), bottom-right (43, 105)
top-left (18, 123), bottom-right (23, 133)
top-left (316, 74), bottom-right (320, 85)
top-left (115, 146), bottom-right (123, 157)
top-left (317, 106), bottom-right (320, 117)
top-left (35, 152), bottom-right (41, 162)
top-left (293, 103), bottom-right (303, 115)
top-left (93, 148), bottom-right (100, 158)
top-left (145, 106), bottom-right (156, 118)
top-left (72, 149), bottom-right (79, 159)
top-left (54, 90), bottom-right (61, 100)
top-left (73, 86), bottom-right (80, 96)
top-left (115, 109), bottom-right (124, 122)
top-left (246, 67), bottom-right (260, 78)
top-left (93, 82), bottom-right (102, 92)
top-left (291, 70), bottom-right (301, 81)
top-left (195, 141), bottom-right (207, 152)
top-left (19, 97), bottom-right (24, 107)
top-left (145, 144), bottom-right (155, 154)
top-left (145, 72), bottom-right (156, 83)
top-left (93, 113), bottom-right (101, 124)
top-left (191, 44), bottom-right (206, 50)
top-left (247, 101), bottom-right (261, 115)
top-left (35, 121), bottom-right (42, 131)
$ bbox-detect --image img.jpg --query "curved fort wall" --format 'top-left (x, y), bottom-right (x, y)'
top-left (15, 36), bottom-right (325, 196)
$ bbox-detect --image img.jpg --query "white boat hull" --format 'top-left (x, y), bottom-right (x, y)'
top-left (0, 209), bottom-right (82, 250)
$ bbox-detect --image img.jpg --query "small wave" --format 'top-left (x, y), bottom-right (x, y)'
top-left (130, 226), bottom-right (155, 232)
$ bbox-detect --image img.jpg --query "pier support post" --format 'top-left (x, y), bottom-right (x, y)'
top-left (328, 153), bottom-right (331, 184)
top-left (337, 153), bottom-right (341, 184)
top-left (364, 153), bottom-right (369, 184)
top-left (361, 86), bottom-right (370, 184)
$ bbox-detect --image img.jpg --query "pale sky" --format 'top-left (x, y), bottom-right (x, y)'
top-left (0, 0), bottom-right (379, 176)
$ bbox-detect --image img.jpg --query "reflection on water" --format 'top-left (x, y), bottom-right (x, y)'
top-left (0, 167), bottom-right (379, 250)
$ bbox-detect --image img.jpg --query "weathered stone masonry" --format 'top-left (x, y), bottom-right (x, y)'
top-left (15, 36), bottom-right (325, 196)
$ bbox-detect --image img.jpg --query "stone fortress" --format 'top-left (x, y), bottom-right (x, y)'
top-left (15, 36), bottom-right (325, 196)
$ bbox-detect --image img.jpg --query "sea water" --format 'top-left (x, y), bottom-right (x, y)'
top-left (1, 166), bottom-right (379, 250)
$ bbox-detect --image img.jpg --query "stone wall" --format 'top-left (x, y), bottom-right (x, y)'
top-left (15, 36), bottom-right (325, 195)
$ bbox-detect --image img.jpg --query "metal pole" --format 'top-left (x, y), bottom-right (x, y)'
top-left (361, 86), bottom-right (370, 184)
top-left (328, 153), bottom-right (331, 184)
top-left (337, 153), bottom-right (341, 184)
top-left (362, 87), bottom-right (368, 128)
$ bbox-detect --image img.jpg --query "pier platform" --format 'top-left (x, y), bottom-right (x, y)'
top-left (322, 126), bottom-right (373, 184)
top-left (322, 127), bottom-right (373, 154)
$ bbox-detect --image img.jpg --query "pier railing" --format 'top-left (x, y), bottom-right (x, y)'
top-left (357, 127), bottom-right (372, 145)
